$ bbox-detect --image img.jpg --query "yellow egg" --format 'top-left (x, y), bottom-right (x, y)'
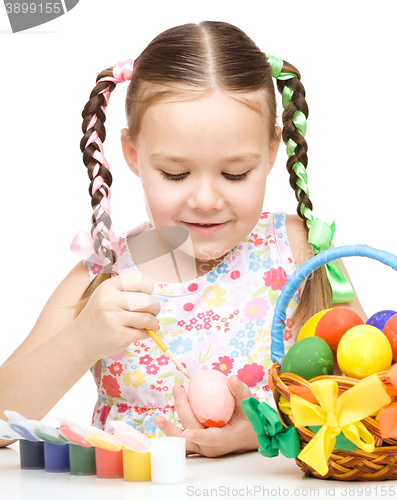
top-left (337, 325), bottom-right (392, 379)
top-left (297, 309), bottom-right (331, 342)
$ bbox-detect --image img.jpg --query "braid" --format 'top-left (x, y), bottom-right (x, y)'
top-left (270, 59), bottom-right (314, 229)
top-left (266, 55), bottom-right (333, 329)
top-left (277, 72), bottom-right (313, 228)
top-left (73, 60), bottom-right (134, 277)
top-left (80, 69), bottom-right (118, 275)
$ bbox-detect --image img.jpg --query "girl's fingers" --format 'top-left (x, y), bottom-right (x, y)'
top-left (118, 290), bottom-right (161, 314)
top-left (153, 416), bottom-right (201, 455)
top-left (172, 385), bottom-right (205, 430)
top-left (181, 427), bottom-right (220, 447)
top-left (227, 375), bottom-right (252, 415)
top-left (112, 270), bottom-right (155, 295)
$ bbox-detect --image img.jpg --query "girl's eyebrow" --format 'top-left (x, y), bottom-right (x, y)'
top-left (150, 152), bottom-right (261, 163)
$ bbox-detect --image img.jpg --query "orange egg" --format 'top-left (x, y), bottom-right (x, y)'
top-left (315, 307), bottom-right (364, 356)
top-left (383, 314), bottom-right (397, 361)
top-left (187, 370), bottom-right (235, 427)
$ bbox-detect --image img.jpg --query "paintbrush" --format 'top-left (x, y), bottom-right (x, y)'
top-left (131, 224), bottom-right (192, 379)
top-left (145, 328), bottom-right (192, 379)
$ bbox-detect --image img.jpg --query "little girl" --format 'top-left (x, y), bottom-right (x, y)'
top-left (0, 21), bottom-right (365, 457)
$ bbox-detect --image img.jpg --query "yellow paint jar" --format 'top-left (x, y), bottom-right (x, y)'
top-left (122, 434), bottom-right (155, 482)
top-left (122, 448), bottom-right (151, 481)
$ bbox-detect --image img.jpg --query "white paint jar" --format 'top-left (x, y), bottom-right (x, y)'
top-left (150, 437), bottom-right (186, 484)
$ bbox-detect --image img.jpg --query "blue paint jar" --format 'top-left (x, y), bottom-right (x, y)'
top-left (43, 441), bottom-right (70, 472)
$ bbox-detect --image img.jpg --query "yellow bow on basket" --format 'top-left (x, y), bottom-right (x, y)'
top-left (289, 374), bottom-right (390, 476)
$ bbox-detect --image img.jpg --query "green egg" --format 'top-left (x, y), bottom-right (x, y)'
top-left (308, 426), bottom-right (359, 451)
top-left (280, 336), bottom-right (334, 380)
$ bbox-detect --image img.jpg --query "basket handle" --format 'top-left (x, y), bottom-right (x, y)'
top-left (270, 244), bottom-right (397, 366)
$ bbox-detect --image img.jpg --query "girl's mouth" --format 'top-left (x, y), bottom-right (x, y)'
top-left (182, 221), bottom-right (228, 234)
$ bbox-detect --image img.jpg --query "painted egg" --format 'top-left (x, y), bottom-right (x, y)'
top-left (187, 370), bottom-right (235, 427)
top-left (337, 325), bottom-right (392, 379)
top-left (297, 309), bottom-right (331, 342)
top-left (315, 307), bottom-right (364, 356)
top-left (382, 314), bottom-right (397, 361)
top-left (366, 310), bottom-right (397, 331)
top-left (280, 336), bottom-right (334, 380)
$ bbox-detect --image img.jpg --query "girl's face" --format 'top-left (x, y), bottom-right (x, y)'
top-left (122, 90), bottom-right (280, 277)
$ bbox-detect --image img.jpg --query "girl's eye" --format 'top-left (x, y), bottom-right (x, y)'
top-left (160, 171), bottom-right (249, 182)
top-left (161, 172), bottom-right (186, 182)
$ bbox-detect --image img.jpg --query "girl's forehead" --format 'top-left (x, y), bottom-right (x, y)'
top-left (138, 91), bottom-right (271, 152)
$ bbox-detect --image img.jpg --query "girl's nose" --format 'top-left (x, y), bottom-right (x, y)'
top-left (187, 177), bottom-right (225, 211)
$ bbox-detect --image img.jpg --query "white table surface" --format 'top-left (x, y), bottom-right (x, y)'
top-left (2, 442), bottom-right (397, 500)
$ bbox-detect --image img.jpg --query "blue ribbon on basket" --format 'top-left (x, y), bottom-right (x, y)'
top-left (270, 244), bottom-right (397, 367)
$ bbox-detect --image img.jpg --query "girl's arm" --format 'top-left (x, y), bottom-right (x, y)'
top-left (285, 214), bottom-right (367, 320)
top-left (0, 261), bottom-right (160, 449)
top-left (0, 261), bottom-right (94, 448)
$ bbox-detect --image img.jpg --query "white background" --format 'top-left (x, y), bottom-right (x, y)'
top-left (0, 1), bottom-right (396, 426)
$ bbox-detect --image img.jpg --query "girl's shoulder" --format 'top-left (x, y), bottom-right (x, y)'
top-left (284, 213), bottom-right (313, 268)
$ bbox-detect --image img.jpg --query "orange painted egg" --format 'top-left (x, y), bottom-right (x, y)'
top-left (315, 307), bottom-right (364, 356)
top-left (187, 370), bottom-right (235, 428)
top-left (383, 314), bottom-right (397, 361)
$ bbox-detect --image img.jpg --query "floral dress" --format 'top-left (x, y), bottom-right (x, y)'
top-left (85, 212), bottom-right (300, 436)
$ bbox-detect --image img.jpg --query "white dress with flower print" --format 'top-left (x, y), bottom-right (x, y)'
top-left (85, 212), bottom-right (299, 436)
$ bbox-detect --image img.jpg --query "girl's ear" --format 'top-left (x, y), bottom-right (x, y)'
top-left (268, 126), bottom-right (282, 175)
top-left (121, 128), bottom-right (140, 178)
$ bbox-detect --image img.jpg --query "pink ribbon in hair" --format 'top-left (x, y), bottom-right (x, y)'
top-left (97, 59), bottom-right (134, 85)
top-left (85, 59), bottom-right (134, 157)
top-left (70, 227), bottom-right (123, 275)
top-left (72, 60), bottom-right (135, 276)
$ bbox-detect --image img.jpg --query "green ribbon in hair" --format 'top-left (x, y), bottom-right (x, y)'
top-left (266, 53), bottom-right (354, 304)
top-left (308, 219), bottom-right (355, 303)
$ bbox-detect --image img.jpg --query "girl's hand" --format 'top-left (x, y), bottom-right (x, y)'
top-left (153, 375), bottom-right (259, 457)
top-left (72, 271), bottom-right (161, 363)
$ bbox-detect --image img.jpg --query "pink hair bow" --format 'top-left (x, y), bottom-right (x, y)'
top-left (70, 227), bottom-right (123, 276)
top-left (97, 59), bottom-right (134, 85)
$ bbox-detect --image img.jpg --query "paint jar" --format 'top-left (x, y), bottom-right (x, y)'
top-left (122, 448), bottom-right (151, 481)
top-left (58, 422), bottom-right (92, 448)
top-left (8, 422), bottom-right (39, 442)
top-left (19, 439), bottom-right (45, 470)
top-left (150, 437), bottom-right (186, 484)
top-left (33, 427), bottom-right (67, 446)
top-left (95, 447), bottom-right (123, 479)
top-left (43, 441), bottom-right (70, 472)
top-left (69, 443), bottom-right (96, 475)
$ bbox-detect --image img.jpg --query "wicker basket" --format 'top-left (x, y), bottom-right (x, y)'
top-left (269, 244), bottom-right (397, 481)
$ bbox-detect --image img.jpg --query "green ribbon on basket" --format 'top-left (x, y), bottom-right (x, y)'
top-left (308, 219), bottom-right (355, 304)
top-left (242, 397), bottom-right (300, 459)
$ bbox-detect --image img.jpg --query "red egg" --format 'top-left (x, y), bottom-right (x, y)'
top-left (315, 307), bottom-right (364, 356)
top-left (383, 314), bottom-right (397, 362)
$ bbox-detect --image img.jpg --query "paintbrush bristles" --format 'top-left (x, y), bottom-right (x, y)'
top-left (165, 349), bottom-right (192, 380)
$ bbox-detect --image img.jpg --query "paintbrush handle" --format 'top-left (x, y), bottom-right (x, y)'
top-left (145, 328), bottom-right (167, 352)
top-left (164, 349), bottom-right (191, 380)
top-left (145, 329), bottom-right (192, 379)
